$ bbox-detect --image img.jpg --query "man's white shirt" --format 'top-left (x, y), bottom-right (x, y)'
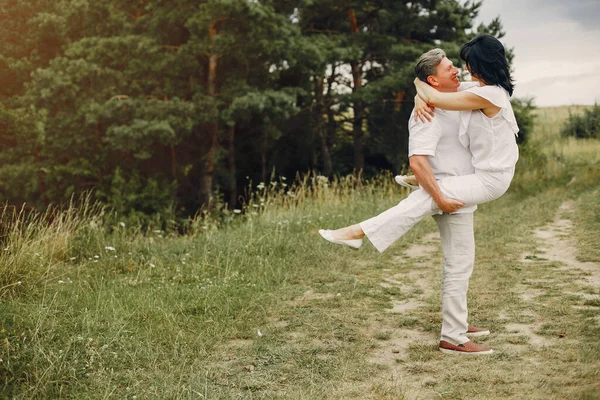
top-left (408, 82), bottom-right (478, 214)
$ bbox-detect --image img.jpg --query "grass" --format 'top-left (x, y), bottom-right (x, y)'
top-left (1, 106), bottom-right (599, 399)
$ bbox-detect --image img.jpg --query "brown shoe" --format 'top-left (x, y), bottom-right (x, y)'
top-left (439, 340), bottom-right (494, 355)
top-left (466, 325), bottom-right (490, 337)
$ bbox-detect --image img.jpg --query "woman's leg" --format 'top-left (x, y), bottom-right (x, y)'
top-left (358, 169), bottom-right (514, 253)
top-left (330, 224), bottom-right (365, 240)
top-left (359, 188), bottom-right (437, 252)
top-left (436, 169), bottom-right (514, 206)
top-left (331, 169), bottom-right (514, 253)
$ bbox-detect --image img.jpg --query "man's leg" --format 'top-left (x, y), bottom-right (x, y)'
top-left (433, 212), bottom-right (474, 345)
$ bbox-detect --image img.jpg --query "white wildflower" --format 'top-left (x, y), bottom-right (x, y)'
top-left (233, 209), bottom-right (242, 214)
top-left (119, 222), bottom-right (126, 228)
top-left (257, 330), bottom-right (263, 337)
top-left (150, 263), bottom-right (156, 268)
top-left (104, 246), bottom-right (116, 252)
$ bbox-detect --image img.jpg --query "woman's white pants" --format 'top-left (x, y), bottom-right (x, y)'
top-left (360, 168), bottom-right (514, 253)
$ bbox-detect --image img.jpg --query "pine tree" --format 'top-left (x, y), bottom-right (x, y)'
top-left (0, 0), bottom-right (516, 215)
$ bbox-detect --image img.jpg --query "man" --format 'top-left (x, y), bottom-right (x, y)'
top-left (405, 48), bottom-right (492, 355)
top-left (319, 48), bottom-right (494, 354)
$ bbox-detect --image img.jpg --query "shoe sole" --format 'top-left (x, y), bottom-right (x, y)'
top-left (439, 348), bottom-right (494, 355)
top-left (318, 230), bottom-right (362, 250)
top-left (465, 330), bottom-right (490, 337)
top-left (394, 176), bottom-right (419, 190)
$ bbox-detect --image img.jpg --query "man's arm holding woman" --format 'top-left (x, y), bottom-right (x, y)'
top-left (409, 155), bottom-right (464, 214)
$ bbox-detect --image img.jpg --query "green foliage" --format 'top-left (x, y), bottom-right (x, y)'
top-left (0, 0), bottom-right (525, 217)
top-left (511, 97), bottom-right (536, 145)
top-left (0, 104), bottom-right (41, 204)
top-left (97, 167), bottom-right (176, 220)
top-left (561, 104), bottom-right (600, 139)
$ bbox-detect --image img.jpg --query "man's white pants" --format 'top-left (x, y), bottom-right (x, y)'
top-left (360, 168), bottom-right (513, 253)
top-left (433, 212), bottom-right (474, 345)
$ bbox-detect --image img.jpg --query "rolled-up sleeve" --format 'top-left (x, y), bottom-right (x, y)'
top-left (408, 113), bottom-right (442, 157)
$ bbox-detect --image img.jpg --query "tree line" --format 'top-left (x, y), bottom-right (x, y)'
top-left (0, 0), bottom-right (530, 218)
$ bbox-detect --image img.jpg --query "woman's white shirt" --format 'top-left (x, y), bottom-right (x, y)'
top-left (458, 85), bottom-right (519, 172)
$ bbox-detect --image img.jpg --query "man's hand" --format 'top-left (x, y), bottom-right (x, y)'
top-left (436, 197), bottom-right (465, 214)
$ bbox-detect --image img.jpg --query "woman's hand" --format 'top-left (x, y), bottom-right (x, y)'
top-left (414, 94), bottom-right (435, 123)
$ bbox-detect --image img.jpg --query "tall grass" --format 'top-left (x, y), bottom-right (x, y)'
top-left (0, 197), bottom-right (106, 298)
top-left (0, 172), bottom-right (401, 295)
top-left (0, 171), bottom-right (414, 397)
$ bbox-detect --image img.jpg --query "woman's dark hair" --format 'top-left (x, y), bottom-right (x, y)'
top-left (460, 35), bottom-right (514, 96)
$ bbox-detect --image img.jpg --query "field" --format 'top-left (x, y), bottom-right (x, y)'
top-left (1, 106), bottom-right (599, 399)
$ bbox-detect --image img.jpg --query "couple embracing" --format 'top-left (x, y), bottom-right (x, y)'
top-left (320, 35), bottom-right (519, 355)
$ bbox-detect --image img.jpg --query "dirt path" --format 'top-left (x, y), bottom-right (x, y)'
top-left (366, 231), bottom-right (442, 400)
top-left (365, 201), bottom-right (600, 398)
top-left (526, 201), bottom-right (600, 288)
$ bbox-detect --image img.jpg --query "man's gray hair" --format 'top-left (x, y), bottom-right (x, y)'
top-left (414, 48), bottom-right (446, 82)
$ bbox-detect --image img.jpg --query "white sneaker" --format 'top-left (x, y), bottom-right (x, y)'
top-left (394, 175), bottom-right (419, 190)
top-left (318, 229), bottom-right (362, 249)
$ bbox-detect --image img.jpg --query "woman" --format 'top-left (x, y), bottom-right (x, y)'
top-left (319, 35), bottom-right (519, 252)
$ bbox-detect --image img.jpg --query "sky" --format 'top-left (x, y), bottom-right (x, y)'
top-left (473, 0), bottom-right (600, 106)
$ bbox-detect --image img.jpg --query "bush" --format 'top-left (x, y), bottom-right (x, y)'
top-left (511, 97), bottom-right (536, 145)
top-left (561, 104), bottom-right (600, 139)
